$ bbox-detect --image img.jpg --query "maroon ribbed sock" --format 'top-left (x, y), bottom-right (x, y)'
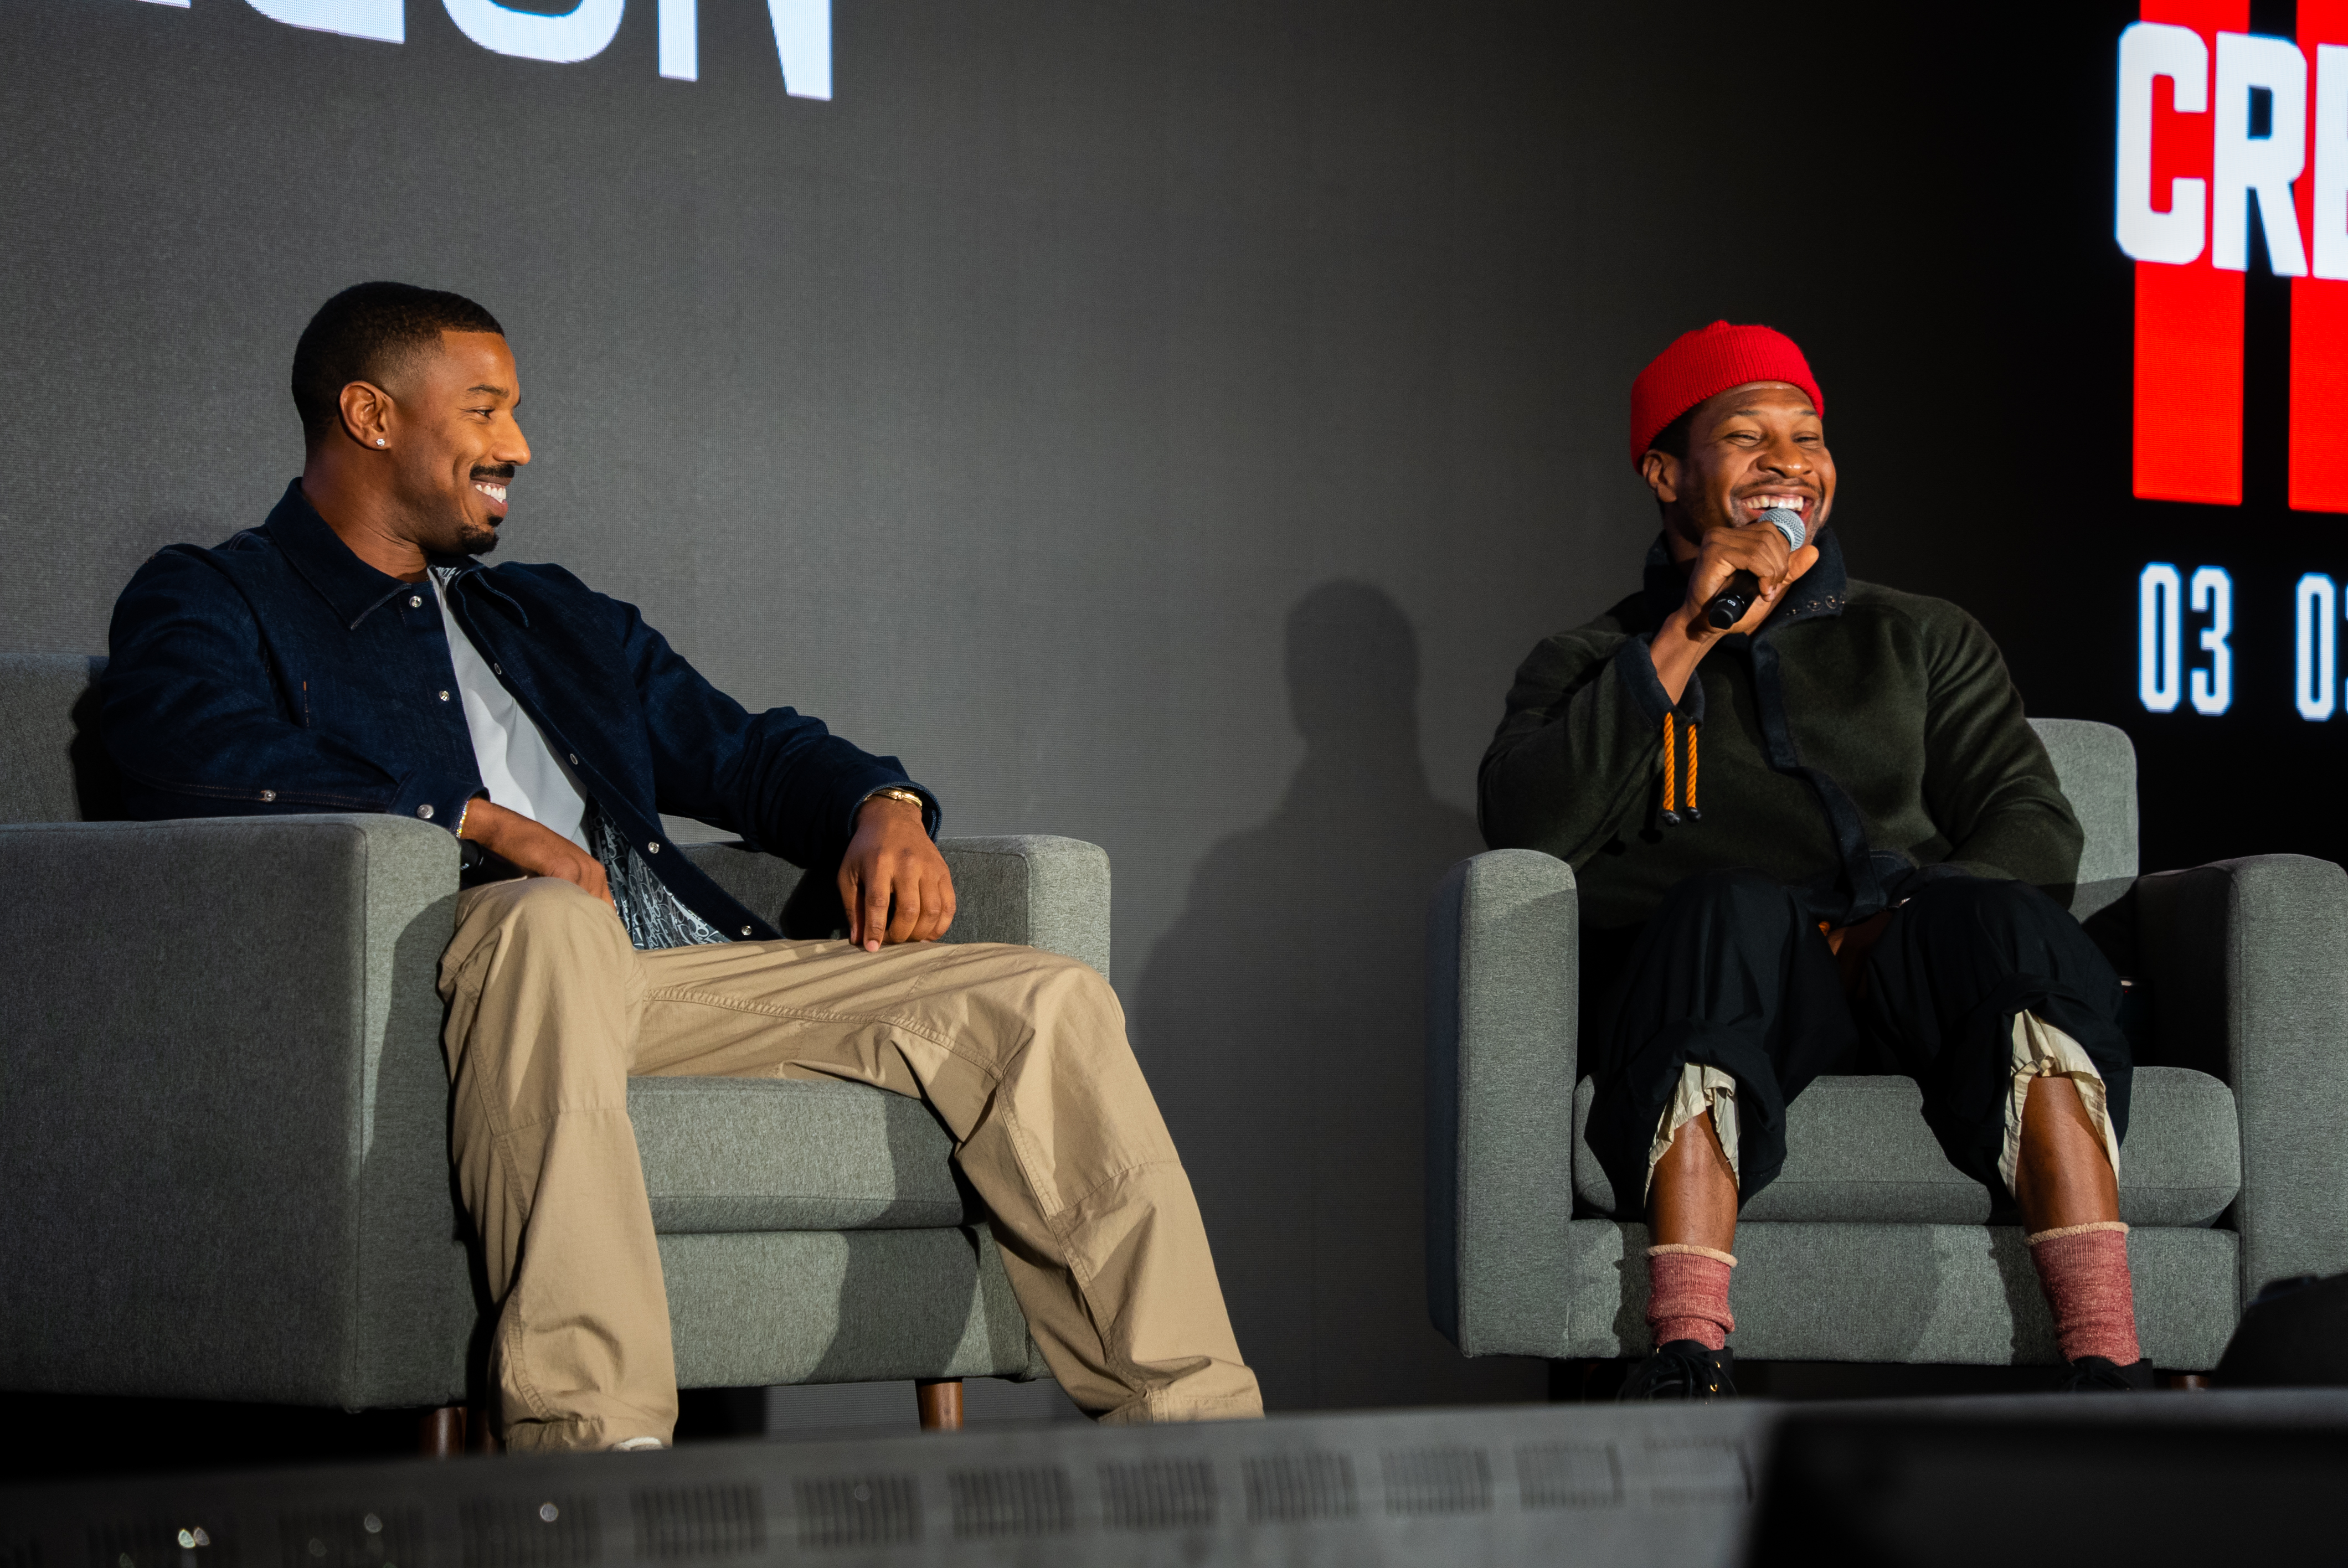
top-left (1646, 1246), bottom-right (1736, 1351)
top-left (2029, 1223), bottom-right (2141, 1364)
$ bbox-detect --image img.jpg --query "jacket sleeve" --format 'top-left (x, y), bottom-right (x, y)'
top-left (605, 592), bottom-right (938, 867)
top-left (101, 548), bottom-right (479, 826)
top-left (1477, 629), bottom-right (1683, 864)
top-left (1920, 606), bottom-right (2084, 891)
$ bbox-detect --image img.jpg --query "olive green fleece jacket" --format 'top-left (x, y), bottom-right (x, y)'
top-left (1478, 530), bottom-right (2083, 934)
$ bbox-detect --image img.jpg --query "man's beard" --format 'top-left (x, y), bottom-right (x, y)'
top-left (455, 518), bottom-right (501, 556)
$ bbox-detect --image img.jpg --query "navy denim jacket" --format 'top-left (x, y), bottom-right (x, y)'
top-left (101, 479), bottom-right (935, 941)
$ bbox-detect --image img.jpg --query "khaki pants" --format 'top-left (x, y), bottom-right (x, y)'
top-left (437, 876), bottom-right (1261, 1452)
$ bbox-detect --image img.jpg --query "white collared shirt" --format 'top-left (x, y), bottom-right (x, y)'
top-left (430, 569), bottom-right (590, 850)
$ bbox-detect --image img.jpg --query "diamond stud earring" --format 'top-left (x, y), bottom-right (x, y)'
top-left (375, 438), bottom-right (387, 447)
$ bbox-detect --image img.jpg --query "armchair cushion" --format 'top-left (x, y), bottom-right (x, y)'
top-left (1570, 1067), bottom-right (2240, 1226)
top-left (632, 1077), bottom-right (975, 1233)
top-left (663, 1228), bottom-right (1047, 1389)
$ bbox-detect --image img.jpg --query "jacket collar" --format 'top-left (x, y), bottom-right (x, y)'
top-left (261, 477), bottom-right (526, 628)
top-left (429, 551), bottom-right (528, 626)
top-left (1640, 525), bottom-right (1850, 636)
top-left (263, 479), bottom-right (419, 630)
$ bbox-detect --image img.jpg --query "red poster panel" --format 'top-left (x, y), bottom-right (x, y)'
top-left (2295, 0), bottom-right (2348, 512)
top-left (2135, 0), bottom-right (2247, 506)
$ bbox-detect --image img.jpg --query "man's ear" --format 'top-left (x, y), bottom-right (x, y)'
top-left (1640, 448), bottom-right (1680, 506)
top-left (338, 380), bottom-right (395, 450)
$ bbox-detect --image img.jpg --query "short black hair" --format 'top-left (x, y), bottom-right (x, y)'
top-left (291, 282), bottom-right (505, 444)
top-left (1646, 403), bottom-right (1699, 465)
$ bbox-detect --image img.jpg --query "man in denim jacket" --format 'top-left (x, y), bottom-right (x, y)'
top-left (103, 281), bottom-right (1260, 1450)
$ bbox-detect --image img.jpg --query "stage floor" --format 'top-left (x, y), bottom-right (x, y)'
top-left (3, 1389), bottom-right (2342, 1566)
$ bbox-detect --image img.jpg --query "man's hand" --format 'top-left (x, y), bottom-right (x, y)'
top-left (1651, 522), bottom-right (1822, 702)
top-left (459, 797), bottom-right (613, 907)
top-left (1680, 515), bottom-right (1819, 636)
top-left (1824, 907), bottom-right (1894, 996)
top-left (838, 793), bottom-right (955, 951)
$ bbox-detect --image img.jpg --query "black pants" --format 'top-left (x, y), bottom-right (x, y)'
top-left (1582, 870), bottom-right (2132, 1213)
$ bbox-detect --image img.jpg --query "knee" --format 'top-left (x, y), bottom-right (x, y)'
top-left (977, 947), bottom-right (1127, 1055)
top-left (1906, 876), bottom-right (2117, 998)
top-left (1025, 950), bottom-right (1120, 1015)
top-left (1928, 875), bottom-right (2061, 937)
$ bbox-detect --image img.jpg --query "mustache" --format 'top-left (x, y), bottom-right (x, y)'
top-left (471, 465), bottom-right (517, 482)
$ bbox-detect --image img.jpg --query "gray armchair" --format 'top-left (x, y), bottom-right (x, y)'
top-left (1428, 717), bottom-right (2348, 1372)
top-left (0, 653), bottom-right (1103, 1422)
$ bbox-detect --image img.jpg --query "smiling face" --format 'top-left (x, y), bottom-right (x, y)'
top-left (375, 330), bottom-right (531, 557)
top-left (1643, 381), bottom-right (1835, 563)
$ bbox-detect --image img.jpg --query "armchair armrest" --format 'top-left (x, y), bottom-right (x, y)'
top-left (1425, 848), bottom-right (1580, 1356)
top-left (2136, 853), bottom-right (2348, 1301)
top-left (686, 835), bottom-right (1112, 980)
top-left (0, 815), bottom-right (470, 1407)
top-left (938, 835), bottom-right (1111, 981)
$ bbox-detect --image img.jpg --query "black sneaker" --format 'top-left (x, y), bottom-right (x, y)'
top-left (2058, 1355), bottom-right (2154, 1391)
top-left (1617, 1340), bottom-right (1736, 1401)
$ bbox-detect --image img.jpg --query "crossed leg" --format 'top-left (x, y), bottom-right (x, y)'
top-left (439, 875), bottom-right (1261, 1451)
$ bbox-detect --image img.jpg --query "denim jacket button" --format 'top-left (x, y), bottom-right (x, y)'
top-left (408, 595), bottom-right (423, 609)
top-left (259, 790), bottom-right (276, 802)
top-left (417, 803), bottom-right (435, 820)
top-left (437, 690), bottom-right (451, 702)
top-left (647, 841), bottom-right (662, 854)
top-left (739, 926), bottom-right (753, 937)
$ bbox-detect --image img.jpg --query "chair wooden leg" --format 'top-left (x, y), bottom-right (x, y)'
top-left (2160, 1371), bottom-right (2212, 1391)
top-left (915, 1379), bottom-right (965, 1431)
top-left (467, 1402), bottom-right (503, 1452)
top-left (419, 1405), bottom-right (465, 1457)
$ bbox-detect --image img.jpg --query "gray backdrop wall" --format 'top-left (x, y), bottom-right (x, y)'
top-left (2, 0), bottom-right (1982, 1410)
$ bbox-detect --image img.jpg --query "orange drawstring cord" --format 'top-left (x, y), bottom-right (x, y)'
top-left (1685, 720), bottom-right (1701, 821)
top-left (1661, 713), bottom-right (1680, 826)
top-left (1660, 714), bottom-right (1702, 827)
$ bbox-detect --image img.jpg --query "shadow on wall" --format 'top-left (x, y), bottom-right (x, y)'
top-left (1132, 581), bottom-right (1544, 1411)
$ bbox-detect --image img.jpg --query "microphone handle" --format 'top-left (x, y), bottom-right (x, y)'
top-left (1703, 568), bottom-right (1762, 630)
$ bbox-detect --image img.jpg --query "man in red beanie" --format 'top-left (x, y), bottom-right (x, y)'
top-left (1480, 321), bottom-right (2141, 1399)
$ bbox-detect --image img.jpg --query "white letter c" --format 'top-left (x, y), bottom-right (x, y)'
top-left (2118, 21), bottom-right (2210, 264)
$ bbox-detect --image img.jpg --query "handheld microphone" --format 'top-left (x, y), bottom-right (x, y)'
top-left (1702, 507), bottom-right (1809, 630)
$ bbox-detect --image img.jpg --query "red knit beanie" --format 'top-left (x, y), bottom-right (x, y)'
top-left (1629, 321), bottom-right (1823, 471)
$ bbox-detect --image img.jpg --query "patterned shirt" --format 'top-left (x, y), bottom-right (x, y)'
top-left (585, 797), bottom-right (730, 950)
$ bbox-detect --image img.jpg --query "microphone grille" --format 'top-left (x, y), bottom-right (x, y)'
top-left (1760, 507), bottom-right (1807, 549)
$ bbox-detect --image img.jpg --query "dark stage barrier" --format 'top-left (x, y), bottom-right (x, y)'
top-left (5, 1392), bottom-right (2344, 1567)
top-left (1752, 1405), bottom-right (2346, 1565)
top-left (2215, 1269), bottom-right (2348, 1388)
